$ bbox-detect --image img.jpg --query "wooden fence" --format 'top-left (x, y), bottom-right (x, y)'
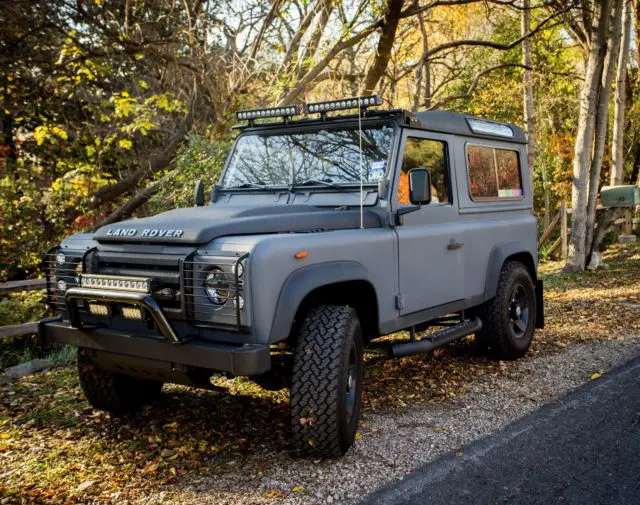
top-left (538, 202), bottom-right (637, 260)
top-left (0, 279), bottom-right (47, 340)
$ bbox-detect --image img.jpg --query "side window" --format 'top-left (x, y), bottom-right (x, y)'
top-left (467, 145), bottom-right (523, 200)
top-left (397, 138), bottom-right (450, 205)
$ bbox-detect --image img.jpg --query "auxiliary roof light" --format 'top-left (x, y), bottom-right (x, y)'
top-left (467, 118), bottom-right (514, 138)
top-left (236, 105), bottom-right (302, 121)
top-left (305, 95), bottom-right (382, 114)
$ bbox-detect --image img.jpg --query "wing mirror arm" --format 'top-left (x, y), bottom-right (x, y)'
top-left (394, 205), bottom-right (421, 226)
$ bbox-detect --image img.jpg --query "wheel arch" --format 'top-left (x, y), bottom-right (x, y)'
top-left (268, 261), bottom-right (380, 344)
top-left (484, 242), bottom-right (537, 301)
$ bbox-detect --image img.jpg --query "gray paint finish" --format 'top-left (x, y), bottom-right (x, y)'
top-left (46, 111), bottom-right (538, 373)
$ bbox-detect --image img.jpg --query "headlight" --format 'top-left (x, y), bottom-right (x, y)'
top-left (204, 267), bottom-right (231, 305)
top-left (235, 259), bottom-right (244, 278)
top-left (56, 252), bottom-right (66, 265)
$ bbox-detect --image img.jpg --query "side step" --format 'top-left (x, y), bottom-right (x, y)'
top-left (390, 317), bottom-right (483, 358)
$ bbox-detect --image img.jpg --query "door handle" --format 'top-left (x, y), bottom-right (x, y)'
top-left (447, 239), bottom-right (464, 251)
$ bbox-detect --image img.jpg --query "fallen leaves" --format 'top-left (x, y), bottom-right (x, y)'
top-left (589, 371), bottom-right (603, 381)
top-left (0, 242), bottom-right (637, 504)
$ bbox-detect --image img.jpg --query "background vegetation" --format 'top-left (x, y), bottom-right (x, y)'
top-left (0, 0), bottom-right (639, 299)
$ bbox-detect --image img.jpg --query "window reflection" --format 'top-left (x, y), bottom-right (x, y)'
top-left (222, 126), bottom-right (394, 187)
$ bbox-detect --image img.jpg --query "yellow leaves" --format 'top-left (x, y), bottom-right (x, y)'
top-left (355, 433), bottom-right (362, 440)
top-left (264, 489), bottom-right (285, 499)
top-left (0, 433), bottom-right (10, 439)
top-left (94, 0), bottom-right (103, 4)
top-left (291, 485), bottom-right (303, 493)
top-left (34, 126), bottom-right (48, 146)
top-left (118, 139), bottom-right (133, 150)
top-left (33, 125), bottom-right (67, 145)
top-left (51, 126), bottom-right (68, 140)
top-left (138, 80), bottom-right (149, 89)
top-left (589, 371), bottom-right (603, 381)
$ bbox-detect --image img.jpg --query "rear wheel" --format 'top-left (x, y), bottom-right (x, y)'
top-left (77, 349), bottom-right (163, 415)
top-left (477, 261), bottom-right (537, 360)
top-left (290, 305), bottom-right (363, 457)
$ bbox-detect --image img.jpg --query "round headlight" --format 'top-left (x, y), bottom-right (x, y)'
top-left (204, 267), bottom-right (231, 305)
top-left (235, 260), bottom-right (244, 278)
top-left (233, 296), bottom-right (245, 310)
top-left (57, 279), bottom-right (67, 292)
top-left (56, 252), bottom-right (66, 265)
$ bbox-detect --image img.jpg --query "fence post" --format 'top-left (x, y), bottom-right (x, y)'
top-left (560, 200), bottom-right (568, 261)
top-left (624, 209), bottom-right (633, 235)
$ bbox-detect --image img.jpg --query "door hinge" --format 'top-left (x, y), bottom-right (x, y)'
top-left (395, 294), bottom-right (406, 310)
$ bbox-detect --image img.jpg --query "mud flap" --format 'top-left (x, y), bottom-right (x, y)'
top-left (535, 279), bottom-right (544, 329)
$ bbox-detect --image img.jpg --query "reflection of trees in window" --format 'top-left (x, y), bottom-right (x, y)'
top-left (398, 138), bottom-right (449, 204)
top-left (467, 146), bottom-right (522, 200)
top-left (223, 127), bottom-right (393, 187)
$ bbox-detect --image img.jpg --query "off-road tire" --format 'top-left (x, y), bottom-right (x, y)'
top-left (290, 305), bottom-right (363, 457)
top-left (477, 261), bottom-right (537, 360)
top-left (77, 349), bottom-right (163, 415)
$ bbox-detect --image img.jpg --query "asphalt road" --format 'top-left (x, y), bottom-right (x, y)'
top-left (362, 355), bottom-right (640, 505)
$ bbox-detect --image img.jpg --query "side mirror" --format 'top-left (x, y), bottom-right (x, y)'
top-left (194, 179), bottom-right (205, 206)
top-left (408, 168), bottom-right (432, 205)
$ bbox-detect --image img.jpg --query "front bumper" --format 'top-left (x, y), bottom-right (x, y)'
top-left (39, 319), bottom-right (270, 376)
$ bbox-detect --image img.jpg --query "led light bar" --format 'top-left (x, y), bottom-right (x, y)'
top-left (467, 118), bottom-right (514, 138)
top-left (236, 105), bottom-right (301, 121)
top-left (305, 95), bottom-right (382, 114)
top-left (80, 274), bottom-right (152, 293)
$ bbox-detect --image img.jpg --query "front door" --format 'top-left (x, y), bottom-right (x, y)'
top-left (393, 131), bottom-right (465, 315)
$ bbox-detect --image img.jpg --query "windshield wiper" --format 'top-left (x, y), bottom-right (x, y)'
top-left (225, 182), bottom-right (279, 192)
top-left (295, 178), bottom-right (342, 189)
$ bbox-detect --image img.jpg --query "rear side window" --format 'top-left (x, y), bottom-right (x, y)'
top-left (467, 145), bottom-right (522, 200)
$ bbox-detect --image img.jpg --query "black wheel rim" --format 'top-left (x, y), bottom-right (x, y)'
top-left (345, 339), bottom-right (358, 423)
top-left (508, 283), bottom-right (530, 338)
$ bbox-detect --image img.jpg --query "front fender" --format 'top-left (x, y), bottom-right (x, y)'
top-left (267, 261), bottom-right (370, 343)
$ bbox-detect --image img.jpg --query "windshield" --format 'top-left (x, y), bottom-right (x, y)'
top-left (222, 125), bottom-right (394, 188)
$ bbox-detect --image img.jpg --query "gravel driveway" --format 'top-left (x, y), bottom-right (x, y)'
top-left (142, 335), bottom-right (640, 505)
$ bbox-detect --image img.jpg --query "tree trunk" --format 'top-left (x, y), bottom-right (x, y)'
top-left (363, 0), bottom-right (404, 94)
top-left (521, 0), bottom-right (536, 185)
top-left (1, 96), bottom-right (17, 175)
top-left (412, 11), bottom-right (430, 111)
top-left (585, 0), bottom-right (623, 265)
top-left (566, 0), bottom-right (611, 272)
top-left (611, 0), bottom-right (633, 186)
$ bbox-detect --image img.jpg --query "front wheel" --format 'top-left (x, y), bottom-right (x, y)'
top-left (477, 261), bottom-right (537, 360)
top-left (77, 349), bottom-right (163, 415)
top-left (290, 305), bottom-right (363, 457)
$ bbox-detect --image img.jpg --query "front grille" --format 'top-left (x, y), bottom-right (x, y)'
top-left (45, 248), bottom-right (86, 314)
top-left (46, 247), bottom-right (248, 331)
top-left (184, 254), bottom-right (248, 329)
top-left (92, 250), bottom-right (186, 318)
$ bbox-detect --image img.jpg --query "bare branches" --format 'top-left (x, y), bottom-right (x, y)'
top-left (427, 63), bottom-right (530, 109)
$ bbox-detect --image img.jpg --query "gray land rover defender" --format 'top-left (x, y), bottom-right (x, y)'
top-left (41, 95), bottom-right (543, 457)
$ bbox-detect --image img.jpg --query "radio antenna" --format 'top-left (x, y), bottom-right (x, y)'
top-left (358, 97), bottom-right (364, 229)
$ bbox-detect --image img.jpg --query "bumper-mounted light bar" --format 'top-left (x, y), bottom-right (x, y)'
top-left (305, 95), bottom-right (382, 114)
top-left (236, 105), bottom-right (302, 122)
top-left (80, 274), bottom-right (152, 293)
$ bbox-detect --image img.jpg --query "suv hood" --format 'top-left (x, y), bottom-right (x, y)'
top-left (93, 204), bottom-right (383, 245)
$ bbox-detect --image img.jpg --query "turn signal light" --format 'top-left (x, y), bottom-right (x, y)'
top-left (294, 251), bottom-right (309, 260)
